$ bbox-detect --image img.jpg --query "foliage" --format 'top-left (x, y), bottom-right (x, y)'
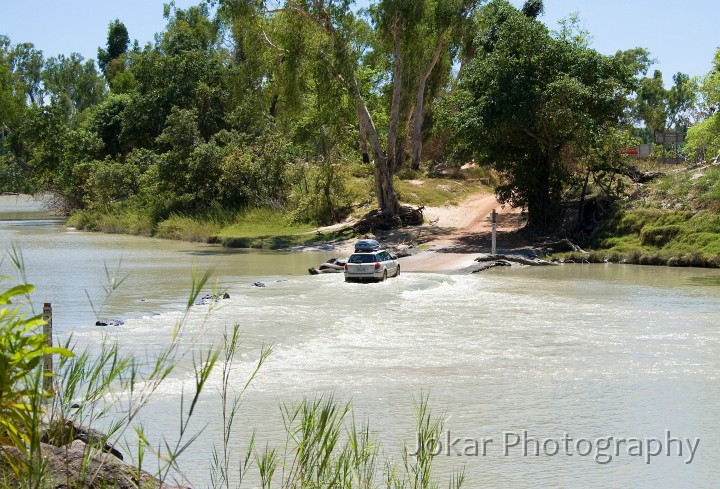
top-left (4, 0), bottom-right (714, 239)
top-left (685, 48), bottom-right (720, 162)
top-left (0, 276), bottom-right (73, 478)
top-left (573, 166), bottom-right (720, 266)
top-left (587, 208), bottom-right (720, 264)
top-left (446, 0), bottom-right (634, 232)
top-left (97, 19), bottom-right (129, 76)
top-left (685, 114), bottom-right (720, 162)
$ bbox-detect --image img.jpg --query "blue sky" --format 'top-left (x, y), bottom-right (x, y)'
top-left (1, 1), bottom-right (718, 86)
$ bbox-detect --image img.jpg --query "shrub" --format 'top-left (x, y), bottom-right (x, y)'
top-left (639, 225), bottom-right (683, 247)
top-left (289, 159), bottom-right (353, 225)
top-left (0, 281), bottom-right (73, 477)
top-left (155, 214), bottom-right (220, 242)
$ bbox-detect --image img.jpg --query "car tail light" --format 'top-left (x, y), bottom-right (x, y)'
top-left (374, 262), bottom-right (380, 270)
top-left (344, 263), bottom-right (348, 271)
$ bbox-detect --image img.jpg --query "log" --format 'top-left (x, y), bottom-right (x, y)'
top-left (353, 205), bottom-right (424, 233)
top-left (475, 254), bottom-right (558, 266)
top-left (470, 260), bottom-right (513, 273)
top-left (537, 238), bottom-right (587, 254)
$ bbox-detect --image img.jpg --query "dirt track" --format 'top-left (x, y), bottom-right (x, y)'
top-left (398, 192), bottom-right (526, 273)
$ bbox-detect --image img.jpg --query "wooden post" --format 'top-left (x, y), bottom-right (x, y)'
top-left (42, 303), bottom-right (53, 394)
top-left (491, 209), bottom-right (497, 255)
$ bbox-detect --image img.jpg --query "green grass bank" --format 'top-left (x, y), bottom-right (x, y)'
top-left (563, 164), bottom-right (720, 267)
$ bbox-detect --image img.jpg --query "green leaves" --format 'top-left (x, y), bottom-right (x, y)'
top-left (447, 0), bottom-right (634, 231)
top-left (0, 284), bottom-right (34, 305)
top-left (0, 281), bottom-right (73, 476)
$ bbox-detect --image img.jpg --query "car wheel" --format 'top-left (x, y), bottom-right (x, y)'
top-left (395, 265), bottom-right (400, 277)
top-left (381, 270), bottom-right (387, 282)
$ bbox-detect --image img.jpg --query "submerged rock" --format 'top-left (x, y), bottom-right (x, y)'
top-left (95, 319), bottom-right (124, 327)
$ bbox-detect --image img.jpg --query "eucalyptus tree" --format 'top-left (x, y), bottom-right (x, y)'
top-left (666, 72), bottom-right (698, 132)
top-left (7, 42), bottom-right (45, 107)
top-left (634, 70), bottom-right (668, 139)
top-left (42, 53), bottom-right (107, 125)
top-left (0, 37), bottom-right (27, 133)
top-left (399, 0), bottom-right (481, 170)
top-left (273, 0), bottom-right (402, 221)
top-left (448, 0), bottom-right (634, 232)
top-left (0, 37), bottom-right (30, 192)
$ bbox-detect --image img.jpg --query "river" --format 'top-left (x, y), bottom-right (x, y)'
top-left (1, 195), bottom-right (719, 488)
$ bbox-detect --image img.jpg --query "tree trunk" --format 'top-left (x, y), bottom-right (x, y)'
top-left (576, 169), bottom-right (591, 231)
top-left (358, 111), bottom-right (370, 164)
top-left (411, 36), bottom-right (446, 171)
top-left (282, 1), bottom-right (400, 220)
top-left (349, 74), bottom-right (400, 218)
top-left (386, 19), bottom-right (403, 172)
top-left (410, 76), bottom-right (427, 171)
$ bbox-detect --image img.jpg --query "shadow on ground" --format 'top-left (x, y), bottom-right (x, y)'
top-left (436, 214), bottom-right (529, 254)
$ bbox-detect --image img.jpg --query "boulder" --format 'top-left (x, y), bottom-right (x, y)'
top-left (309, 257), bottom-right (347, 275)
top-left (41, 419), bottom-right (123, 461)
top-left (0, 441), bottom-right (172, 489)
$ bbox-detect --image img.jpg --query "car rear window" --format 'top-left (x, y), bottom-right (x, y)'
top-left (348, 253), bottom-right (377, 263)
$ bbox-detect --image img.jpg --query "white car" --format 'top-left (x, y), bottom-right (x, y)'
top-left (344, 250), bottom-right (400, 282)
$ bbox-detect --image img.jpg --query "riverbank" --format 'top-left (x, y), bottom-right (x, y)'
top-left (9, 156), bottom-right (720, 273)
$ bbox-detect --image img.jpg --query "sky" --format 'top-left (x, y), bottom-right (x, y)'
top-left (1, 0), bottom-right (718, 87)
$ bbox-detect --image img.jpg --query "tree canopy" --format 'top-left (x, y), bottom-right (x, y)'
top-left (446, 0), bottom-right (635, 231)
top-left (1, 0), bottom-right (711, 236)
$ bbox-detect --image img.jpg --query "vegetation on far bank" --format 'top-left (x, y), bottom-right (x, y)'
top-left (558, 164), bottom-right (720, 267)
top-left (2, 0), bottom-right (719, 258)
top-left (64, 164), bottom-right (492, 248)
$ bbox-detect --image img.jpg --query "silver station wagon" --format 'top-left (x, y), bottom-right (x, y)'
top-left (344, 248), bottom-right (400, 282)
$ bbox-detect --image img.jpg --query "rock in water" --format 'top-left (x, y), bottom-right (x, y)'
top-left (1, 441), bottom-right (171, 489)
top-left (194, 292), bottom-right (231, 305)
top-left (95, 319), bottom-right (124, 326)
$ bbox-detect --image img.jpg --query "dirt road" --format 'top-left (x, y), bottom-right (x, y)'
top-left (398, 192), bottom-right (526, 273)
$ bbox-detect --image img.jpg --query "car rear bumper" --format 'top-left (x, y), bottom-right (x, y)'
top-left (344, 270), bottom-right (384, 281)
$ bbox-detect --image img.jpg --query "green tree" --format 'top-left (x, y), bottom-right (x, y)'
top-left (667, 72), bottom-right (698, 132)
top-left (276, 0), bottom-right (403, 222)
top-left (521, 0), bottom-right (543, 18)
top-left (0, 37), bottom-right (25, 134)
top-left (685, 48), bottom-right (720, 161)
top-left (120, 5), bottom-right (230, 148)
top-left (402, 0), bottom-right (481, 171)
top-left (42, 53), bottom-right (107, 125)
top-left (7, 42), bottom-right (44, 107)
top-left (97, 19), bottom-right (130, 77)
top-left (448, 0), bottom-right (634, 231)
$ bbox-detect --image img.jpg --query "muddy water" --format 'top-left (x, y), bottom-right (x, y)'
top-left (1, 196), bottom-right (719, 488)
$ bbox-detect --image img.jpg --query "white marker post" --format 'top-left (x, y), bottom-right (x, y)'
top-left (42, 303), bottom-right (53, 394)
top-left (491, 209), bottom-right (497, 255)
